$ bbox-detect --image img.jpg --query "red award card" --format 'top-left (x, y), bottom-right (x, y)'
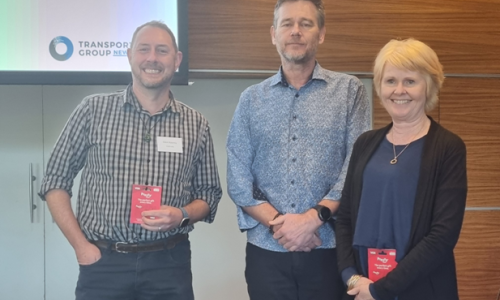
top-left (130, 185), bottom-right (162, 224)
top-left (368, 248), bottom-right (397, 282)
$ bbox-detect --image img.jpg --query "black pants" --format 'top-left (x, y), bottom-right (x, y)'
top-left (245, 243), bottom-right (345, 300)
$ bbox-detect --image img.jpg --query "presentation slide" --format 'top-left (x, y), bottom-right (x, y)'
top-left (0, 0), bottom-right (178, 72)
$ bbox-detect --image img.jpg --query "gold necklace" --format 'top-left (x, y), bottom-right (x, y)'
top-left (390, 122), bottom-right (425, 165)
top-left (390, 139), bottom-right (413, 164)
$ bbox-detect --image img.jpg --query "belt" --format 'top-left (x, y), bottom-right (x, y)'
top-left (92, 234), bottom-right (188, 253)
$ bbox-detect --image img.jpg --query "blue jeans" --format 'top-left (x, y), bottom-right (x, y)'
top-left (76, 239), bottom-right (193, 300)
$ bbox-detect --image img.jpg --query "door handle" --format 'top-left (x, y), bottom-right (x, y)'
top-left (29, 163), bottom-right (38, 223)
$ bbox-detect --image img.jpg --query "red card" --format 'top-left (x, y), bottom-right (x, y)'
top-left (368, 248), bottom-right (397, 282)
top-left (130, 185), bottom-right (162, 224)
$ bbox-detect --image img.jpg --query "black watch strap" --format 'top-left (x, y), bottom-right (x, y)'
top-left (314, 205), bottom-right (331, 222)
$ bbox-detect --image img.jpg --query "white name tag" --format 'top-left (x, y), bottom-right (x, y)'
top-left (157, 137), bottom-right (183, 153)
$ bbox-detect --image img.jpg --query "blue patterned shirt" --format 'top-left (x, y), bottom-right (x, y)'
top-left (226, 63), bottom-right (371, 252)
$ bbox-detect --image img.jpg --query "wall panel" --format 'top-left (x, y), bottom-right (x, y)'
top-left (440, 78), bottom-right (500, 207)
top-left (189, 0), bottom-right (278, 72)
top-left (325, 0), bottom-right (500, 73)
top-left (189, 0), bottom-right (500, 74)
top-left (455, 210), bottom-right (500, 300)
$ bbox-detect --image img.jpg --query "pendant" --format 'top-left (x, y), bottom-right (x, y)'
top-left (390, 158), bottom-right (397, 164)
top-left (144, 133), bottom-right (151, 142)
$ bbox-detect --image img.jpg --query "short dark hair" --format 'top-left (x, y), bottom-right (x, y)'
top-left (273, 0), bottom-right (325, 28)
top-left (130, 20), bottom-right (178, 52)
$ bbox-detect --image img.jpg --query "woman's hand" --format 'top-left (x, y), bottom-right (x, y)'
top-left (347, 277), bottom-right (375, 300)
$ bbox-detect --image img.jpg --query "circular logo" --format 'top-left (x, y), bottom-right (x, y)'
top-left (49, 36), bottom-right (74, 61)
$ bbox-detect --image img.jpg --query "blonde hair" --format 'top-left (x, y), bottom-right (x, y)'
top-left (373, 38), bottom-right (444, 112)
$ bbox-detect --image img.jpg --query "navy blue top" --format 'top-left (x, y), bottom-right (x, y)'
top-left (354, 135), bottom-right (425, 260)
top-left (343, 135), bottom-right (425, 299)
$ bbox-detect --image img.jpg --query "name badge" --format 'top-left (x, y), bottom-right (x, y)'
top-left (130, 184), bottom-right (162, 224)
top-left (157, 137), bottom-right (183, 153)
top-left (368, 248), bottom-right (397, 282)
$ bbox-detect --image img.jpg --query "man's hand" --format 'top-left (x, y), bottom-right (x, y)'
top-left (269, 222), bottom-right (320, 252)
top-left (297, 231), bottom-right (322, 252)
top-left (269, 210), bottom-right (322, 252)
top-left (141, 205), bottom-right (183, 232)
top-left (75, 241), bottom-right (102, 265)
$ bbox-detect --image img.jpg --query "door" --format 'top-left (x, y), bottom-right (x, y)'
top-left (0, 86), bottom-right (45, 300)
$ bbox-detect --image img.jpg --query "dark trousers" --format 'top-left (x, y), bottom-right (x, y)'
top-left (245, 243), bottom-right (345, 300)
top-left (76, 239), bottom-right (194, 300)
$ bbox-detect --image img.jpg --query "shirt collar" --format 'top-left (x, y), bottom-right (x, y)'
top-left (270, 62), bottom-right (327, 87)
top-left (122, 84), bottom-right (181, 115)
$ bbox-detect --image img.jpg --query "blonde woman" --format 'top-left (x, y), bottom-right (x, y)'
top-left (336, 38), bottom-right (467, 300)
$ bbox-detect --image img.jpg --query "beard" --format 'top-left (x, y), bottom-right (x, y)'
top-left (282, 51), bottom-right (309, 64)
top-left (132, 63), bottom-right (174, 89)
top-left (137, 73), bottom-right (172, 89)
top-left (278, 44), bottom-right (318, 65)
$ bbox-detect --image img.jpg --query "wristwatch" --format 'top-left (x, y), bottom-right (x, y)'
top-left (179, 207), bottom-right (190, 227)
top-left (313, 205), bottom-right (331, 222)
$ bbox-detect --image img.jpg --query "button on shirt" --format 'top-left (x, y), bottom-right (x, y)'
top-left (40, 85), bottom-right (222, 242)
top-left (227, 63), bottom-right (371, 252)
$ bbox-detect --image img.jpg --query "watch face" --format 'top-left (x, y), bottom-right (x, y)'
top-left (180, 218), bottom-right (190, 227)
top-left (318, 206), bottom-right (331, 221)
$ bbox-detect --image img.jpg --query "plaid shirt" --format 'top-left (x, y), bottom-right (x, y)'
top-left (40, 84), bottom-right (222, 242)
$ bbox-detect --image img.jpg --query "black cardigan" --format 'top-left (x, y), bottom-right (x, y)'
top-left (336, 118), bottom-right (467, 300)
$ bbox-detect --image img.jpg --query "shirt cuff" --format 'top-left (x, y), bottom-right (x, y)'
top-left (323, 190), bottom-right (341, 202)
top-left (341, 267), bottom-right (358, 285)
top-left (38, 177), bottom-right (74, 201)
top-left (236, 202), bottom-right (267, 231)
